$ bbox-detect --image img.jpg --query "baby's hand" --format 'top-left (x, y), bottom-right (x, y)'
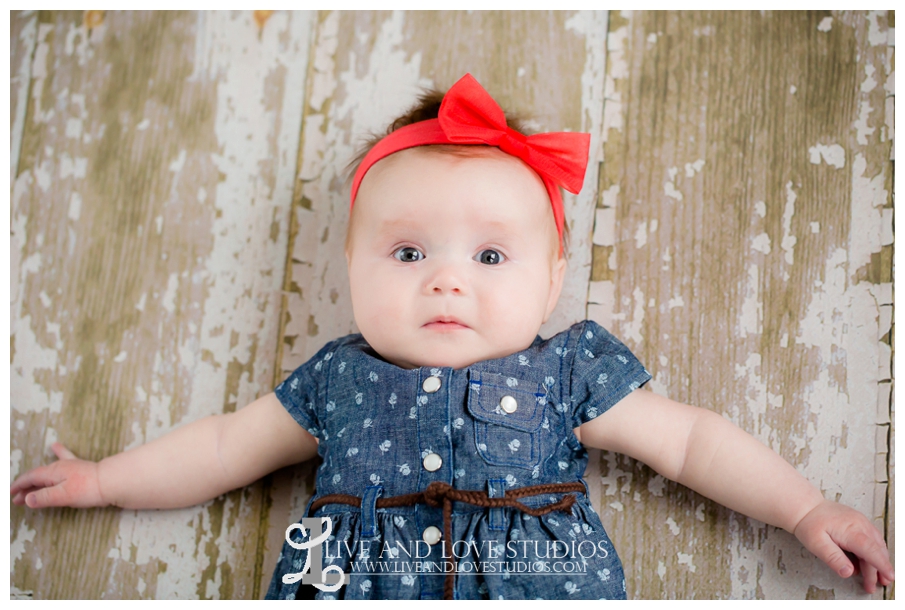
top-left (793, 499), bottom-right (894, 594)
top-left (10, 442), bottom-right (107, 509)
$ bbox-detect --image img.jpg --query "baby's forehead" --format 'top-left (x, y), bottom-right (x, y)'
top-left (348, 146), bottom-right (560, 253)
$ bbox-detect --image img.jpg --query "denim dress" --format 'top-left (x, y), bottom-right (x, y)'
top-left (266, 320), bottom-right (651, 600)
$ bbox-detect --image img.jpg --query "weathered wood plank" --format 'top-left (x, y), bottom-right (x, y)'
top-left (10, 10), bottom-right (313, 598)
top-left (267, 8), bottom-right (611, 595)
top-left (593, 10), bottom-right (892, 599)
top-left (881, 10), bottom-right (894, 602)
top-left (10, 10), bottom-right (38, 184)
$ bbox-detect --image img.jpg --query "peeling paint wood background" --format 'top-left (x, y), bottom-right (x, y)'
top-left (9, 10), bottom-right (894, 600)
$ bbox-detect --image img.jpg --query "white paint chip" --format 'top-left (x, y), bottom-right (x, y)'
top-left (881, 208), bottom-right (893, 245)
top-left (739, 263), bottom-right (762, 338)
top-left (808, 143), bottom-right (845, 168)
top-left (161, 273), bottom-right (179, 313)
top-left (790, 85), bottom-right (797, 95)
top-left (867, 11), bottom-right (887, 46)
top-left (664, 181), bottom-right (684, 201)
top-left (609, 501), bottom-right (624, 512)
top-left (68, 192), bottom-right (82, 221)
top-left (648, 474), bottom-right (666, 497)
top-left (516, 67), bottom-right (526, 77)
top-left (136, 118), bottom-right (151, 130)
top-left (751, 232), bottom-right (771, 254)
top-left (113, 351), bottom-right (127, 363)
top-left (684, 159), bottom-right (705, 177)
top-left (667, 295), bottom-right (684, 309)
top-left (677, 552), bottom-right (696, 572)
top-left (11, 448), bottom-right (23, 479)
top-left (817, 17), bottom-right (833, 32)
top-left (781, 182), bottom-right (798, 265)
top-left (168, 149), bottom-right (187, 172)
top-left (59, 154), bottom-right (88, 180)
top-left (666, 517), bottom-right (680, 535)
top-left (10, 522), bottom-right (36, 571)
top-left (601, 184), bottom-right (619, 208)
top-left (65, 118), bottom-right (82, 139)
top-left (593, 208), bottom-right (615, 246)
top-left (754, 200), bottom-right (766, 218)
top-left (810, 221), bottom-right (820, 233)
top-left (861, 64), bottom-right (878, 93)
top-left (854, 100), bottom-right (875, 145)
top-left (587, 280), bottom-right (614, 306)
top-left (634, 221), bottom-right (648, 248)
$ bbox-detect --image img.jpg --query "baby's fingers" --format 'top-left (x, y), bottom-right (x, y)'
top-left (807, 531), bottom-right (856, 578)
top-left (859, 558), bottom-right (878, 594)
top-left (11, 444), bottom-right (79, 496)
top-left (24, 483), bottom-right (76, 509)
top-left (51, 442), bottom-right (78, 460)
top-left (834, 528), bottom-right (894, 583)
top-left (10, 464), bottom-right (60, 497)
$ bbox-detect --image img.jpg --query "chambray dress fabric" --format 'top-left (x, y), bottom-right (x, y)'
top-left (266, 320), bottom-right (651, 600)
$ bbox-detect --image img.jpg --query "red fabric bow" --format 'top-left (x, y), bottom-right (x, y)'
top-left (350, 73), bottom-right (592, 249)
top-left (438, 73), bottom-right (590, 194)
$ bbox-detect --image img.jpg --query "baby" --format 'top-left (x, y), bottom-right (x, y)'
top-left (11, 74), bottom-right (894, 600)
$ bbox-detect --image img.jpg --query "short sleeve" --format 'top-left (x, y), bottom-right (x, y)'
top-left (568, 320), bottom-right (651, 428)
top-left (274, 342), bottom-right (337, 440)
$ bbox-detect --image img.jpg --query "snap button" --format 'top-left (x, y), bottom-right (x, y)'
top-left (500, 395), bottom-right (518, 414)
top-left (422, 376), bottom-right (441, 393)
top-left (422, 525), bottom-right (442, 545)
top-left (422, 452), bottom-right (442, 472)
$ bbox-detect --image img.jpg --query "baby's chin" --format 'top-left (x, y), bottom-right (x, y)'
top-left (377, 343), bottom-right (530, 371)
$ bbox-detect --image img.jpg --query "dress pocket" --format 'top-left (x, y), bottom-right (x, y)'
top-left (466, 371), bottom-right (548, 469)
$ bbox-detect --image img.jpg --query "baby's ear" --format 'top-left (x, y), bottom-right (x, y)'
top-left (543, 256), bottom-right (567, 323)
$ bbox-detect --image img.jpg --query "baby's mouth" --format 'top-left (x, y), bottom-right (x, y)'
top-left (423, 317), bottom-right (469, 331)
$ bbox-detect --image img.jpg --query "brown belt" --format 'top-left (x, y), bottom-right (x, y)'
top-left (310, 480), bottom-right (586, 600)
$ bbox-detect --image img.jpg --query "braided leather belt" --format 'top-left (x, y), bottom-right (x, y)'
top-left (309, 480), bottom-right (586, 600)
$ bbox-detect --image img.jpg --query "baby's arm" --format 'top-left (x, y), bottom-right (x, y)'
top-left (576, 389), bottom-right (894, 593)
top-left (10, 393), bottom-right (317, 510)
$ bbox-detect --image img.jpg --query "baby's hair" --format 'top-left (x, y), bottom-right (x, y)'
top-left (345, 87), bottom-right (571, 258)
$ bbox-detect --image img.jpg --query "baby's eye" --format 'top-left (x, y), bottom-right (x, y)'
top-left (394, 246), bottom-right (424, 263)
top-left (475, 249), bottom-right (505, 265)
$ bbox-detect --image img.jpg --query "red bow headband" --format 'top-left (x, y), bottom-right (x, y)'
top-left (349, 74), bottom-right (591, 249)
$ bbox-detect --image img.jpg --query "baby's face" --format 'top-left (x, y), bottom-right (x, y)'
top-left (346, 147), bottom-right (566, 370)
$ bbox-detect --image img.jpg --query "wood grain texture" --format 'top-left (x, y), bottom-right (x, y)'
top-left (10, 10), bottom-right (38, 185)
top-left (882, 11), bottom-right (894, 601)
top-left (9, 9), bottom-right (894, 601)
top-left (591, 10), bottom-right (893, 599)
top-left (10, 10), bottom-right (313, 598)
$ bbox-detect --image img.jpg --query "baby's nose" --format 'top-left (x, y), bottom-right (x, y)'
top-left (425, 262), bottom-right (466, 295)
